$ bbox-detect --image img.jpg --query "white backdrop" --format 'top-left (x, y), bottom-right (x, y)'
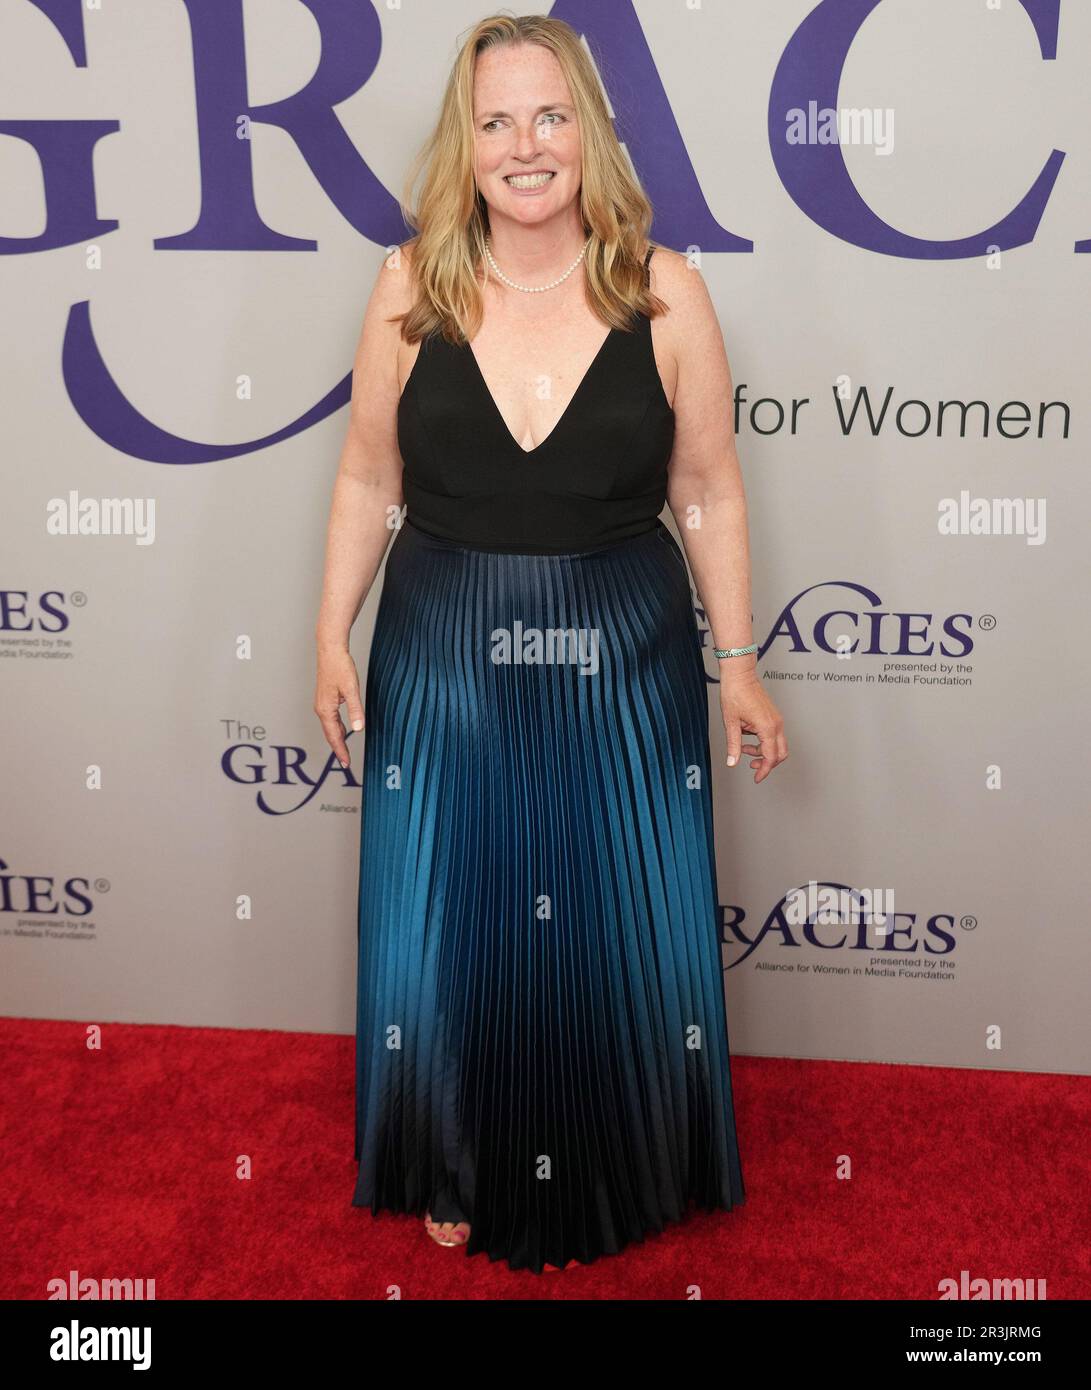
top-left (2, 0), bottom-right (1088, 1075)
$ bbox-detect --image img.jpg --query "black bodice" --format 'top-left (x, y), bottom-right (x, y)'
top-left (396, 250), bottom-right (675, 553)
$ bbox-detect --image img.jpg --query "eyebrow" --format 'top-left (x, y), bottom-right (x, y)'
top-left (476, 103), bottom-right (575, 120)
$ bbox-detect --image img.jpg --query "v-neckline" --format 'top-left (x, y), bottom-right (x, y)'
top-left (463, 326), bottom-right (618, 458)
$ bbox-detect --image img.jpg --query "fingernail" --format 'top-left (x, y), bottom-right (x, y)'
top-left (351, 720), bottom-right (363, 731)
top-left (340, 760), bottom-right (349, 769)
top-left (727, 755), bottom-right (737, 766)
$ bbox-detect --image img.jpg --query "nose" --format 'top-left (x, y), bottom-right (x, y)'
top-left (512, 120), bottom-right (547, 160)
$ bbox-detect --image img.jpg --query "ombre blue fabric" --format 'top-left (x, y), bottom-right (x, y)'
top-left (352, 517), bottom-right (746, 1272)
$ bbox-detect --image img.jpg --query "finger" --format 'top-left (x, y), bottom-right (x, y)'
top-left (346, 687), bottom-right (365, 734)
top-left (738, 728), bottom-right (762, 769)
top-left (738, 726), bottom-right (766, 771)
top-left (754, 729), bottom-right (780, 783)
top-left (762, 724), bottom-right (787, 778)
top-left (317, 707), bottom-right (350, 769)
top-left (725, 718), bottom-right (742, 767)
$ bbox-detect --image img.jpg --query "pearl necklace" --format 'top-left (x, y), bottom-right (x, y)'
top-left (483, 235), bottom-right (590, 293)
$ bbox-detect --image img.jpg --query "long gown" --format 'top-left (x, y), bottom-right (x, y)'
top-left (351, 246), bottom-right (746, 1272)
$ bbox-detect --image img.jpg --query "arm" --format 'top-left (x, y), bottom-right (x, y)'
top-left (654, 252), bottom-right (788, 783)
top-left (313, 243), bottom-right (415, 768)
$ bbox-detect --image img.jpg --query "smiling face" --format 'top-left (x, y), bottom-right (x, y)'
top-left (472, 42), bottom-right (583, 228)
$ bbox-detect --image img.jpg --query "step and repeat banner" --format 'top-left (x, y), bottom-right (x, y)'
top-left (2, 0), bottom-right (1087, 1074)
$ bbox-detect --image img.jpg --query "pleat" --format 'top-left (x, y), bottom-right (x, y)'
top-left (352, 519), bottom-right (745, 1272)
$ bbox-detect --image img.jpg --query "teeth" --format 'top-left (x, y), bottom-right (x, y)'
top-left (505, 172), bottom-right (553, 189)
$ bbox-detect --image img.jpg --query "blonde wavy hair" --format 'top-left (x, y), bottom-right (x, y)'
top-left (394, 12), bottom-right (667, 345)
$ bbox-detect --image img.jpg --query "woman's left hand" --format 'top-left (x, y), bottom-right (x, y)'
top-left (718, 670), bottom-right (788, 783)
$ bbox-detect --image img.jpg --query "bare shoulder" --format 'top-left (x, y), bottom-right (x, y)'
top-left (647, 245), bottom-right (721, 342)
top-left (362, 235), bottom-right (420, 331)
top-left (645, 246), bottom-right (727, 409)
top-left (347, 237), bottom-right (421, 434)
top-left (354, 238), bottom-right (419, 366)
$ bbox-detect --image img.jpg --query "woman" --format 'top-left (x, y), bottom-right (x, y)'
top-left (314, 13), bottom-right (787, 1274)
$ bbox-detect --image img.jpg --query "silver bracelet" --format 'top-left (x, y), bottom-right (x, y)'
top-left (713, 643), bottom-right (758, 659)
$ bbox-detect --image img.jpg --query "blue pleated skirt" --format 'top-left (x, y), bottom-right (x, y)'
top-left (352, 518), bottom-right (745, 1272)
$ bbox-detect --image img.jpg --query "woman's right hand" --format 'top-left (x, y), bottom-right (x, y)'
top-left (314, 645), bottom-right (364, 770)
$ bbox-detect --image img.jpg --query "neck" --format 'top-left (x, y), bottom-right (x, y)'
top-left (483, 212), bottom-right (588, 281)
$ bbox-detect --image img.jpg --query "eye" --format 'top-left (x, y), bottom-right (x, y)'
top-left (482, 118), bottom-right (504, 133)
top-left (539, 112), bottom-right (565, 126)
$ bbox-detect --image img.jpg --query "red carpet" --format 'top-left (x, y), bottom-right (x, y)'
top-left (1, 1017), bottom-right (1086, 1300)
